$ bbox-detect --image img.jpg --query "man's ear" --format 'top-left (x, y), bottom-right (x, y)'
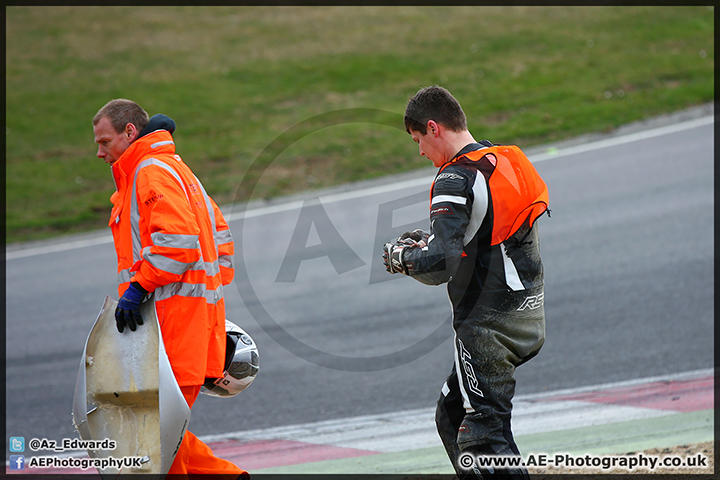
top-left (125, 123), bottom-right (139, 143)
top-left (427, 120), bottom-right (440, 137)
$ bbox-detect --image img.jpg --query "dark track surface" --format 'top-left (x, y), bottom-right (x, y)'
top-left (5, 117), bottom-right (713, 451)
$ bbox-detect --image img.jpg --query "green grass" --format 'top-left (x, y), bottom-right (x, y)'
top-left (5, 6), bottom-right (714, 243)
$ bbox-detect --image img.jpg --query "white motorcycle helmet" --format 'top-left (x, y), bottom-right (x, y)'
top-left (201, 320), bottom-right (259, 398)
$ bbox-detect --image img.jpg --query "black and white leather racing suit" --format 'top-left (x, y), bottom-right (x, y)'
top-left (401, 140), bottom-right (547, 480)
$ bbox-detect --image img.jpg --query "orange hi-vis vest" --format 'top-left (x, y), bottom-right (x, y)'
top-left (109, 130), bottom-right (234, 386)
top-left (438, 145), bottom-right (549, 246)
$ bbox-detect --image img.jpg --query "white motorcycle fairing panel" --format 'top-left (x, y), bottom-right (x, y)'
top-left (72, 295), bottom-right (190, 477)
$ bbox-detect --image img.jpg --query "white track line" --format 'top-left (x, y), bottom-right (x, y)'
top-left (224, 115), bottom-right (713, 222)
top-left (199, 367), bottom-right (713, 452)
top-left (6, 115), bottom-right (713, 261)
top-left (10, 367), bottom-right (711, 464)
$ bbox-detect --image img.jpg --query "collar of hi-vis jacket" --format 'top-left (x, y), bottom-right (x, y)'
top-left (109, 130), bottom-right (176, 226)
top-left (111, 130), bottom-right (176, 189)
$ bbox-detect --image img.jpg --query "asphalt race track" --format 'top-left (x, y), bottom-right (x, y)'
top-left (5, 110), bottom-right (713, 452)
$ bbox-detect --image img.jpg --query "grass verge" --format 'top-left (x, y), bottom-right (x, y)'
top-left (5, 6), bottom-right (714, 243)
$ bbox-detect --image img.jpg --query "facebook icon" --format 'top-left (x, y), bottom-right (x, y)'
top-left (9, 455), bottom-right (25, 470)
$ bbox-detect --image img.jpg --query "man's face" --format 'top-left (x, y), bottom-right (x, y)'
top-left (409, 128), bottom-right (445, 168)
top-left (93, 116), bottom-right (132, 166)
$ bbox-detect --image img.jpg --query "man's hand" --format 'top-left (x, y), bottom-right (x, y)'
top-left (382, 241), bottom-right (407, 274)
top-left (399, 229), bottom-right (430, 248)
top-left (383, 229), bottom-right (430, 275)
top-left (115, 282), bottom-right (147, 333)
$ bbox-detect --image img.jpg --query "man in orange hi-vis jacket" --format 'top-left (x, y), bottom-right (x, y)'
top-left (383, 86), bottom-right (549, 480)
top-left (92, 99), bottom-right (248, 478)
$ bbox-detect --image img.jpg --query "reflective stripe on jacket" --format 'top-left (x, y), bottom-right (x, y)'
top-left (109, 129), bottom-right (235, 386)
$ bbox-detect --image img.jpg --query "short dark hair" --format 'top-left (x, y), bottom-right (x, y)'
top-left (404, 86), bottom-right (467, 135)
top-left (92, 99), bottom-right (150, 133)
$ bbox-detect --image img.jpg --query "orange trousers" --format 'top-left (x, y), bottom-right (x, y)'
top-left (167, 385), bottom-right (248, 478)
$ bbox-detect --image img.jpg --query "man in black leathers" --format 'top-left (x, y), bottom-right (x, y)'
top-left (383, 86), bottom-right (550, 480)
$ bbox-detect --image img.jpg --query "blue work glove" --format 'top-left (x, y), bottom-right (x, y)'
top-left (115, 282), bottom-right (147, 333)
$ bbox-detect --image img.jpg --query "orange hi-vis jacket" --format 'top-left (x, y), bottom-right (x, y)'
top-left (440, 144), bottom-right (549, 246)
top-left (404, 141), bottom-right (548, 292)
top-left (109, 129), bottom-right (234, 386)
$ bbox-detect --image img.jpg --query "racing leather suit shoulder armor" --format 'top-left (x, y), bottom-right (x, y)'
top-left (402, 159), bottom-right (479, 286)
